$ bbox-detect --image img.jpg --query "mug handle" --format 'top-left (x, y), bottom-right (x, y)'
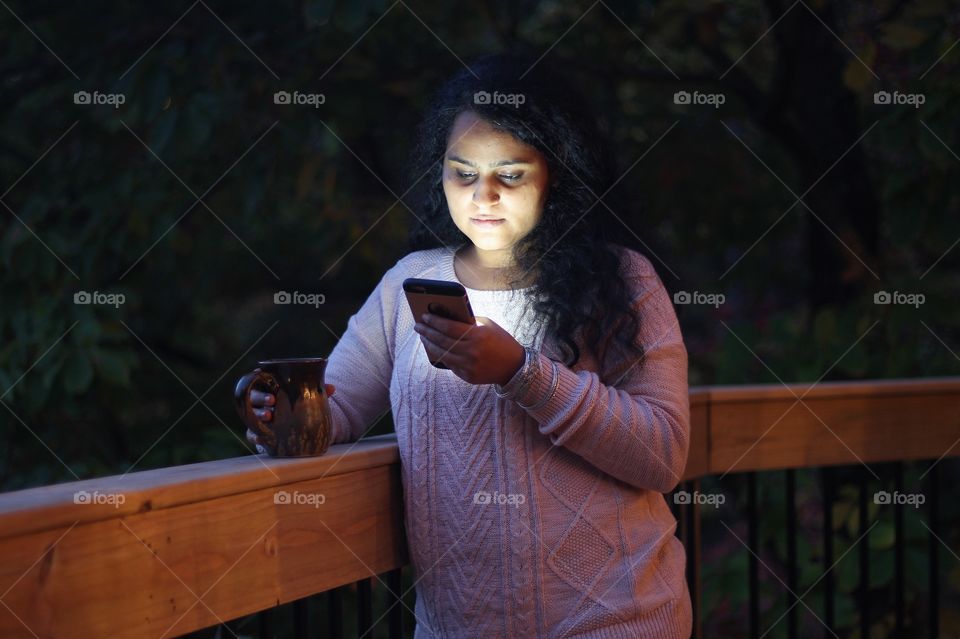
top-left (234, 368), bottom-right (280, 448)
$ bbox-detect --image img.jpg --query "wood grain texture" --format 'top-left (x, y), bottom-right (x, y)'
top-left (703, 377), bottom-right (960, 475)
top-left (0, 436), bottom-right (406, 639)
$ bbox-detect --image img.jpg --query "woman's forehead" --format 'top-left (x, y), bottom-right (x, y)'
top-left (446, 111), bottom-right (540, 161)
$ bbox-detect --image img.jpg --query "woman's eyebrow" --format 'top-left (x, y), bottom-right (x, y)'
top-left (446, 154), bottom-right (531, 168)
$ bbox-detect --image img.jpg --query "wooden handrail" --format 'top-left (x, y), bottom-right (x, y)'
top-left (0, 377), bottom-right (957, 638)
top-left (0, 434), bottom-right (406, 638)
top-left (685, 375), bottom-right (960, 478)
top-left (0, 434), bottom-right (400, 541)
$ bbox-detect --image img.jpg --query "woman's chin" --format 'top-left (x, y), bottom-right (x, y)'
top-left (471, 238), bottom-right (511, 252)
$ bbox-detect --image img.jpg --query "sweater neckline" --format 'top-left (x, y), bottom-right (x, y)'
top-left (445, 245), bottom-right (534, 294)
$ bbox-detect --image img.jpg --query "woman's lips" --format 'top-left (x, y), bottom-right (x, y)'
top-left (471, 217), bottom-right (505, 227)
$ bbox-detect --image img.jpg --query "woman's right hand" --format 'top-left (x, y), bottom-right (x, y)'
top-left (245, 384), bottom-right (336, 451)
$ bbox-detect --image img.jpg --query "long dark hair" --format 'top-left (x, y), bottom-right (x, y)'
top-left (404, 53), bottom-right (648, 373)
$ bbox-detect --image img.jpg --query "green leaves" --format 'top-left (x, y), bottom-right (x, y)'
top-left (304, 0), bottom-right (394, 33)
top-left (305, 0), bottom-right (337, 25)
top-left (62, 348), bottom-right (93, 394)
top-left (150, 108), bottom-right (179, 157)
top-left (878, 23), bottom-right (930, 50)
top-left (842, 42), bottom-right (876, 93)
top-left (92, 348), bottom-right (136, 387)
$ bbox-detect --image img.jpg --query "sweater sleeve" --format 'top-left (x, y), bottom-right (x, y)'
top-left (496, 251), bottom-right (689, 493)
top-left (323, 261), bottom-right (402, 445)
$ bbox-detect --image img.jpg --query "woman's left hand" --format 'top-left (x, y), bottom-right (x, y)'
top-left (414, 313), bottom-right (525, 386)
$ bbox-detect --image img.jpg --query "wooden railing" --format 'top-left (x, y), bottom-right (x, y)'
top-left (681, 376), bottom-right (960, 639)
top-left (0, 376), bottom-right (957, 638)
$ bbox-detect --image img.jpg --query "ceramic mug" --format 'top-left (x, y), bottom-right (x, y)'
top-left (234, 358), bottom-right (332, 457)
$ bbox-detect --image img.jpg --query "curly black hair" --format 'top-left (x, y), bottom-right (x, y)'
top-left (404, 52), bottom-right (651, 374)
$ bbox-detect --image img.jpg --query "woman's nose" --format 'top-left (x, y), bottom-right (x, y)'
top-left (472, 177), bottom-right (500, 206)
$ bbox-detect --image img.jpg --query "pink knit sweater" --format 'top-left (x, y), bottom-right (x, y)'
top-left (324, 244), bottom-right (692, 638)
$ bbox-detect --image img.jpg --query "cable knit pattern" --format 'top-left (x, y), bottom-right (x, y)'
top-left (322, 244), bottom-right (692, 638)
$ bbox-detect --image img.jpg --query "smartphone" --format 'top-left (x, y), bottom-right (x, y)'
top-left (403, 277), bottom-right (476, 369)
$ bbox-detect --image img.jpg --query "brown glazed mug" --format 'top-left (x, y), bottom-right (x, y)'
top-left (234, 358), bottom-right (332, 457)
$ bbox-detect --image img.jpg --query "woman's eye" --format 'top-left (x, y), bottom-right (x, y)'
top-left (452, 170), bottom-right (521, 182)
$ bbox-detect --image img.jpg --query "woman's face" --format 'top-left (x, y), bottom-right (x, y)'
top-left (442, 111), bottom-right (550, 264)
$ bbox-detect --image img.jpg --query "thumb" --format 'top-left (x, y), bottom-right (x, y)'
top-left (474, 315), bottom-right (494, 327)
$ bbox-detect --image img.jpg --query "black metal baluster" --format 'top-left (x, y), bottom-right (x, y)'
top-left (822, 466), bottom-right (834, 638)
top-left (786, 468), bottom-right (797, 639)
top-left (327, 587), bottom-right (343, 638)
top-left (859, 468), bottom-right (870, 639)
top-left (386, 568), bottom-right (404, 639)
top-left (357, 578), bottom-right (373, 637)
top-left (293, 597), bottom-right (308, 638)
top-left (258, 607), bottom-right (273, 639)
top-left (894, 462), bottom-right (904, 639)
top-left (748, 471), bottom-right (758, 639)
top-left (928, 463), bottom-right (939, 639)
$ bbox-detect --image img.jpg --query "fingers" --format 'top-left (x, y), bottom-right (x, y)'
top-left (249, 390), bottom-right (275, 408)
top-left (325, 384), bottom-right (336, 396)
top-left (249, 390), bottom-right (274, 421)
top-left (414, 322), bottom-right (461, 350)
top-left (421, 339), bottom-right (465, 369)
top-left (418, 314), bottom-right (477, 337)
top-left (245, 428), bottom-right (264, 448)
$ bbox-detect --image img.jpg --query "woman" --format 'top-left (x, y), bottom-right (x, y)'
top-left (247, 53), bottom-right (692, 638)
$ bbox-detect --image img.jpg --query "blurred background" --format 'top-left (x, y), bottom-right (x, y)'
top-left (1, 0), bottom-right (958, 636)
